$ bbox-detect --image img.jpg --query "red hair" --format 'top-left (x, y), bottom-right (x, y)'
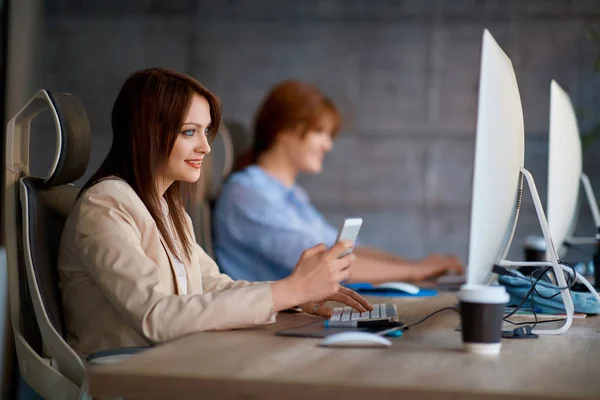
top-left (235, 80), bottom-right (340, 171)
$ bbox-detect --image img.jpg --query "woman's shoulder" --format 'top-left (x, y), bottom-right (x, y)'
top-left (78, 177), bottom-right (146, 217)
top-left (217, 169), bottom-right (306, 226)
top-left (82, 177), bottom-right (134, 197)
top-left (225, 166), bottom-right (261, 186)
top-left (70, 177), bottom-right (150, 236)
top-left (221, 168), bottom-right (269, 200)
top-left (222, 166), bottom-right (296, 200)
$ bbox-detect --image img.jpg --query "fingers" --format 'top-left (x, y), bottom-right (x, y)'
top-left (452, 264), bottom-right (465, 274)
top-left (454, 260), bottom-right (466, 273)
top-left (328, 292), bottom-right (367, 313)
top-left (315, 305), bottom-right (333, 318)
top-left (422, 254), bottom-right (464, 276)
top-left (300, 243), bottom-right (327, 260)
top-left (333, 266), bottom-right (352, 283)
top-left (325, 240), bottom-right (354, 261)
top-left (428, 266), bottom-right (450, 280)
top-left (338, 287), bottom-right (374, 311)
top-left (331, 253), bottom-right (356, 271)
top-left (414, 265), bottom-right (442, 281)
top-left (439, 256), bottom-right (464, 274)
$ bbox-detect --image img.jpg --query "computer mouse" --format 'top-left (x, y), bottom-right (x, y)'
top-left (319, 332), bottom-right (393, 348)
top-left (375, 281), bottom-right (420, 295)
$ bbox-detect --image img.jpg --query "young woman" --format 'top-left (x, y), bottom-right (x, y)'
top-left (58, 68), bottom-right (371, 356)
top-left (213, 80), bottom-right (464, 283)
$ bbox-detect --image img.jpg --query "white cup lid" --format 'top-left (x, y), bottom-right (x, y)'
top-left (457, 284), bottom-right (509, 304)
top-left (524, 235), bottom-right (547, 251)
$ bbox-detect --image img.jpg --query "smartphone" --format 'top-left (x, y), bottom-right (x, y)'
top-left (335, 218), bottom-right (363, 258)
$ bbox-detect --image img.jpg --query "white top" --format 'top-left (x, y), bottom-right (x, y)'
top-left (172, 258), bottom-right (188, 296)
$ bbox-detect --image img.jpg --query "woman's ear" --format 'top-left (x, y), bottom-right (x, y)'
top-left (276, 127), bottom-right (298, 143)
top-left (285, 123), bottom-right (307, 139)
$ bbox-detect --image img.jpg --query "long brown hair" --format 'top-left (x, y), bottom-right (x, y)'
top-left (82, 67), bottom-right (222, 262)
top-left (235, 80), bottom-right (341, 172)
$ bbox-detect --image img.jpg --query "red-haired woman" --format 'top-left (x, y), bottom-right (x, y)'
top-left (58, 68), bottom-right (371, 356)
top-left (213, 80), bottom-right (463, 284)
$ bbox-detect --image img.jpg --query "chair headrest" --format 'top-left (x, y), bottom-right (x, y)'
top-left (44, 90), bottom-right (92, 186)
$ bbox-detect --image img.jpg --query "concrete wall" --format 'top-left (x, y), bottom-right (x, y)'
top-left (30, 0), bottom-right (600, 262)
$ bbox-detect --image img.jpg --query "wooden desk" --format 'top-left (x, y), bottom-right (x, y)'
top-left (88, 294), bottom-right (600, 400)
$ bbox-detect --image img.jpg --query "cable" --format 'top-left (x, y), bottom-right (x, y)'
top-left (405, 306), bottom-right (459, 329)
top-left (499, 262), bottom-right (578, 327)
top-left (493, 265), bottom-right (569, 290)
top-left (499, 265), bottom-right (549, 320)
top-left (530, 279), bottom-right (539, 329)
top-left (495, 262), bottom-right (577, 294)
top-left (503, 272), bottom-right (543, 320)
top-left (532, 261), bottom-right (577, 300)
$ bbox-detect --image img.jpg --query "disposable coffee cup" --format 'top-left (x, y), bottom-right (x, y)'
top-left (521, 236), bottom-right (547, 276)
top-left (523, 235), bottom-right (547, 261)
top-left (457, 284), bottom-right (509, 356)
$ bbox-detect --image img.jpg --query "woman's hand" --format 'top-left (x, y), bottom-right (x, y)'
top-left (412, 254), bottom-right (464, 281)
top-left (271, 241), bottom-right (357, 311)
top-left (298, 286), bottom-right (374, 317)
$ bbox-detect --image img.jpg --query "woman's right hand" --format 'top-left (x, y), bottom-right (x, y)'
top-left (412, 254), bottom-right (464, 281)
top-left (271, 241), bottom-right (356, 311)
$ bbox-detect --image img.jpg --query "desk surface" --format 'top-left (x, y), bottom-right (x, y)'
top-left (89, 294), bottom-right (600, 400)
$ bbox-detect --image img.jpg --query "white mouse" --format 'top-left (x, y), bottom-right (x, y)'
top-left (375, 281), bottom-right (420, 295)
top-left (320, 332), bottom-right (392, 348)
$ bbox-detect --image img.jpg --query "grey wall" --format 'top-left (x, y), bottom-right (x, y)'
top-left (30, 0), bottom-right (600, 262)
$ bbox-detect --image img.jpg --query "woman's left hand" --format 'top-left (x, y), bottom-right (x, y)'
top-left (299, 286), bottom-right (374, 317)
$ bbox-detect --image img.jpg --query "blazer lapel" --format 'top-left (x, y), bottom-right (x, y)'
top-left (158, 234), bottom-right (185, 295)
top-left (185, 245), bottom-right (203, 294)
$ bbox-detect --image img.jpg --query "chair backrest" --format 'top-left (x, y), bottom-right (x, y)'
top-left (4, 90), bottom-right (92, 399)
top-left (20, 179), bottom-right (80, 338)
top-left (190, 121), bottom-right (250, 258)
top-left (218, 120), bottom-right (250, 184)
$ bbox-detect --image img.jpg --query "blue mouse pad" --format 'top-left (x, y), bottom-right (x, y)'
top-left (345, 283), bottom-right (437, 297)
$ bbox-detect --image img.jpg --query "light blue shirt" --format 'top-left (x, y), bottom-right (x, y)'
top-left (213, 165), bottom-right (340, 281)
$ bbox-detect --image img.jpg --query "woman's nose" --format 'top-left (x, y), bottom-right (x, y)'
top-left (196, 135), bottom-right (211, 155)
top-left (323, 136), bottom-right (333, 152)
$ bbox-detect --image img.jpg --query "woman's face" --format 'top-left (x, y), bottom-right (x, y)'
top-left (281, 117), bottom-right (335, 174)
top-left (159, 94), bottom-right (212, 188)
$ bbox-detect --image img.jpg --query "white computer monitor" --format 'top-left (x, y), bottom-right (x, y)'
top-left (547, 80), bottom-right (600, 254)
top-left (547, 80), bottom-right (582, 254)
top-left (466, 29), bottom-right (525, 286)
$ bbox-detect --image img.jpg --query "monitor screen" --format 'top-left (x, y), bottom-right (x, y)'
top-left (467, 30), bottom-right (525, 285)
top-left (547, 80), bottom-right (582, 253)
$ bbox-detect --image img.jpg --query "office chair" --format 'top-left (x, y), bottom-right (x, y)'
top-left (4, 90), bottom-right (145, 400)
top-left (218, 120), bottom-right (251, 181)
top-left (190, 120), bottom-right (250, 258)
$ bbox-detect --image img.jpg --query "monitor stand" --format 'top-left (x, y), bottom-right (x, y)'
top-left (566, 173), bottom-right (600, 289)
top-left (496, 168), bottom-right (600, 335)
top-left (562, 173), bottom-right (600, 248)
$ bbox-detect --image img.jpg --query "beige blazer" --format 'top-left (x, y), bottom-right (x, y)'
top-left (58, 178), bottom-right (275, 356)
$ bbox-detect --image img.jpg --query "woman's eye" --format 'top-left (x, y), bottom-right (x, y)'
top-left (182, 129), bottom-right (195, 137)
top-left (204, 127), bottom-right (210, 136)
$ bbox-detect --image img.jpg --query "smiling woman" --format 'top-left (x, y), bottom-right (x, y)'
top-left (80, 68), bottom-right (222, 260)
top-left (58, 68), bottom-right (372, 356)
